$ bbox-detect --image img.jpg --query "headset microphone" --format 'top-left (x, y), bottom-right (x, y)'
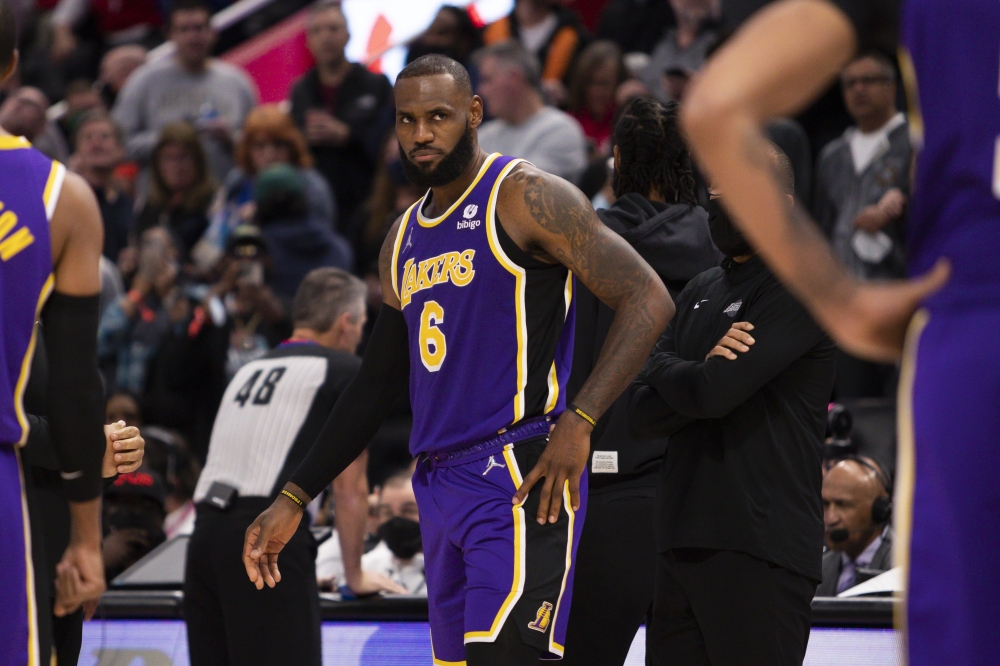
top-left (828, 528), bottom-right (850, 544)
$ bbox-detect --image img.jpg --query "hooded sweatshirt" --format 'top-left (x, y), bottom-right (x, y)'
top-left (568, 193), bottom-right (721, 489)
top-left (260, 216), bottom-right (354, 302)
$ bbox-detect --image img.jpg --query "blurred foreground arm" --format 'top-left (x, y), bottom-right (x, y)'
top-left (681, 0), bottom-right (947, 361)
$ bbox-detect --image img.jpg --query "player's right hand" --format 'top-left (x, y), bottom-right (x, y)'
top-left (243, 490), bottom-right (305, 589)
top-left (54, 540), bottom-right (106, 617)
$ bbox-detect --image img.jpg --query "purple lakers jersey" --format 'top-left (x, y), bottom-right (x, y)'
top-left (0, 136), bottom-right (62, 446)
top-left (391, 154), bottom-right (575, 455)
top-left (902, 0), bottom-right (1000, 306)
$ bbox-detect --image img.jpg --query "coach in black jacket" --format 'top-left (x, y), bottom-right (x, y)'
top-left (561, 98), bottom-right (720, 666)
top-left (628, 144), bottom-right (836, 666)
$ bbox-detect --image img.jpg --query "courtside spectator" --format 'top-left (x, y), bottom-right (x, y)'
top-left (567, 40), bottom-right (627, 156)
top-left (476, 40), bottom-right (587, 181)
top-left (639, 0), bottom-right (719, 102)
top-left (289, 1), bottom-right (392, 230)
top-left (71, 110), bottom-right (134, 263)
top-left (113, 0), bottom-right (257, 181)
top-left (814, 51), bottom-right (910, 398)
top-left (201, 105), bottom-right (337, 268)
top-left (136, 122), bottom-right (217, 264)
top-left (255, 164), bottom-right (353, 301)
top-left (103, 468), bottom-right (168, 580)
top-left (817, 458), bottom-right (894, 596)
top-left (362, 469), bottom-right (425, 595)
top-left (483, 0), bottom-right (587, 105)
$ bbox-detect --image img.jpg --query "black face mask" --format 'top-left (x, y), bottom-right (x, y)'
top-left (377, 517), bottom-right (422, 560)
top-left (707, 198), bottom-right (752, 258)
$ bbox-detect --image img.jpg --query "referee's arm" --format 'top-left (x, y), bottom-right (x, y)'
top-left (243, 216), bottom-right (411, 590)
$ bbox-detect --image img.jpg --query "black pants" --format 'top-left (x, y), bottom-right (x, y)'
top-left (183, 499), bottom-right (322, 666)
top-left (646, 549), bottom-right (816, 666)
top-left (559, 485), bottom-right (656, 666)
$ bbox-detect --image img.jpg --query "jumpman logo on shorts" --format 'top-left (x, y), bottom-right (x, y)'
top-left (483, 455), bottom-right (506, 476)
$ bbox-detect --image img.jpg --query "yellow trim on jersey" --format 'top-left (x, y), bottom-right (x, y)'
top-left (43, 161), bottom-right (67, 222)
top-left (16, 275), bottom-right (55, 445)
top-left (390, 202), bottom-right (418, 301)
top-left (433, 658), bottom-right (467, 666)
top-left (416, 153), bottom-right (502, 228)
top-left (894, 308), bottom-right (929, 664)
top-left (544, 273), bottom-right (574, 414)
top-left (898, 48), bottom-right (923, 149)
top-left (485, 159), bottom-right (528, 422)
top-left (547, 480), bottom-right (576, 657)
top-left (465, 445), bottom-right (526, 644)
top-left (544, 363), bottom-right (559, 414)
top-left (17, 448), bottom-right (41, 666)
top-left (0, 135), bottom-right (30, 150)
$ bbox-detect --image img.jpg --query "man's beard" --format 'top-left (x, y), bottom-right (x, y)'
top-left (399, 124), bottom-right (476, 191)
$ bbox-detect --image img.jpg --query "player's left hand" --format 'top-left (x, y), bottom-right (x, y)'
top-left (513, 411), bottom-right (591, 525)
top-left (819, 258), bottom-right (950, 361)
top-left (102, 421), bottom-right (145, 477)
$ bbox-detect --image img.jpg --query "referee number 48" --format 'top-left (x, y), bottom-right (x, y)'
top-left (234, 367), bottom-right (286, 407)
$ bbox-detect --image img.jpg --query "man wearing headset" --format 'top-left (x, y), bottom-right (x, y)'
top-left (817, 456), bottom-right (894, 596)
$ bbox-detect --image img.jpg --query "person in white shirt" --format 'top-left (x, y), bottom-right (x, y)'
top-left (316, 467), bottom-right (426, 595)
top-left (812, 51), bottom-right (912, 397)
top-left (475, 40), bottom-right (587, 183)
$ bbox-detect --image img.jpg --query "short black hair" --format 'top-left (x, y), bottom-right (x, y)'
top-left (397, 54), bottom-right (473, 97)
top-left (613, 97), bottom-right (696, 206)
top-left (767, 142), bottom-right (796, 198)
top-left (170, 0), bottom-right (212, 22)
top-left (848, 50), bottom-right (897, 80)
top-left (0, 0), bottom-right (17, 75)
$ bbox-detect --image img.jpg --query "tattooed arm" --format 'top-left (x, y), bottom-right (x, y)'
top-left (502, 163), bottom-right (674, 523)
top-left (682, 0), bottom-right (947, 361)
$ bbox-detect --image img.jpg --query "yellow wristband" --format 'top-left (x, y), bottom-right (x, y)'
top-left (569, 404), bottom-right (597, 427)
top-left (280, 488), bottom-right (305, 508)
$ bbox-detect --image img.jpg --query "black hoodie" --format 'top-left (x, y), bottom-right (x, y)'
top-left (568, 194), bottom-right (721, 489)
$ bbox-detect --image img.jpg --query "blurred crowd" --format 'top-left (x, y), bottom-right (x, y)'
top-left (4, 0), bottom-right (913, 590)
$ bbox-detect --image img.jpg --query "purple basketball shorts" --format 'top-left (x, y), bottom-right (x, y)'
top-left (0, 444), bottom-right (38, 665)
top-left (413, 434), bottom-right (588, 664)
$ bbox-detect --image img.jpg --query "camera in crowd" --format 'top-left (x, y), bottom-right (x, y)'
top-left (823, 402), bottom-right (856, 461)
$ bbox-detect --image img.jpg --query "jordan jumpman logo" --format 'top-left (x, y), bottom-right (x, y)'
top-left (483, 455), bottom-right (506, 476)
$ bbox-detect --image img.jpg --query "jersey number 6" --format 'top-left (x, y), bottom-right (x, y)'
top-left (419, 300), bottom-right (447, 372)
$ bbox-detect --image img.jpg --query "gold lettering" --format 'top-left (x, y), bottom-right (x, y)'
top-left (399, 259), bottom-right (415, 308)
top-left (416, 259), bottom-right (434, 291)
top-left (401, 249), bottom-right (476, 304)
top-left (452, 250), bottom-right (476, 286)
top-left (442, 252), bottom-right (461, 284)
top-left (0, 210), bottom-right (17, 240)
top-left (0, 227), bottom-right (34, 261)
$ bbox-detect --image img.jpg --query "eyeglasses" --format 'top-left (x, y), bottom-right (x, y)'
top-left (842, 75), bottom-right (892, 89)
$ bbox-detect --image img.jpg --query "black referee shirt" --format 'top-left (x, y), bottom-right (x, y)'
top-left (628, 256), bottom-right (835, 581)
